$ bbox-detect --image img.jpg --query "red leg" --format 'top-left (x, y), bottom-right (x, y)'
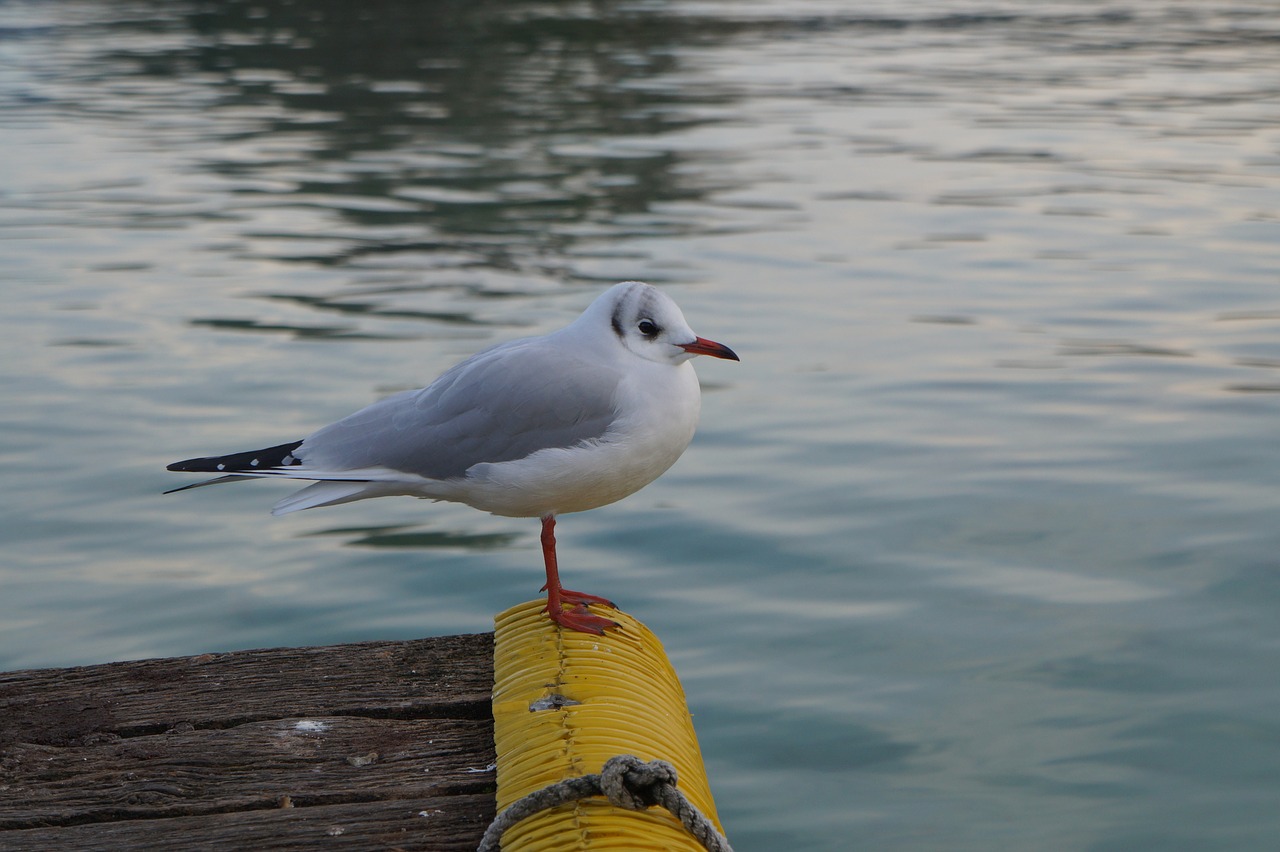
top-left (540, 515), bottom-right (618, 635)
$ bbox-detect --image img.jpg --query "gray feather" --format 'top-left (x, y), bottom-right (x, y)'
top-left (295, 336), bottom-right (622, 480)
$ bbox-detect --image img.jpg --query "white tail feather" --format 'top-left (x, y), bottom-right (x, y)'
top-left (272, 481), bottom-right (381, 515)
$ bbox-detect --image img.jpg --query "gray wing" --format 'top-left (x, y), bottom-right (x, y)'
top-left (296, 337), bottom-right (622, 480)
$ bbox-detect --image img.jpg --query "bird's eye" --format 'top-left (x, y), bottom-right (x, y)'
top-left (637, 319), bottom-right (659, 338)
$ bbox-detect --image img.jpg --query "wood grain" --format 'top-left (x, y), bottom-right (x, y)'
top-left (0, 634), bottom-right (496, 850)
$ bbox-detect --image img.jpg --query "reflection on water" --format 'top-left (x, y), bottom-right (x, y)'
top-left (306, 524), bottom-right (520, 551)
top-left (130, 0), bottom-right (746, 277)
top-left (5, 1), bottom-right (1280, 850)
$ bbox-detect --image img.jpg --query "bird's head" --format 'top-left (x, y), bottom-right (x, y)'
top-left (591, 281), bottom-right (739, 366)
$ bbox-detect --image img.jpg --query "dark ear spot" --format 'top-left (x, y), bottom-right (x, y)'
top-left (611, 303), bottom-right (625, 338)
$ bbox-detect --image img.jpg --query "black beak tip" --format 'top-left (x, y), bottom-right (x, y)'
top-left (683, 337), bottom-right (740, 361)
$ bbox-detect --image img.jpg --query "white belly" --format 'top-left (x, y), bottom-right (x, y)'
top-left (437, 361), bottom-right (702, 518)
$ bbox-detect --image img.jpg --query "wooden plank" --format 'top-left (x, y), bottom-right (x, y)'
top-left (0, 634), bottom-right (497, 850)
top-left (0, 794), bottom-right (495, 851)
top-left (0, 633), bottom-right (494, 737)
top-left (0, 715), bottom-right (495, 828)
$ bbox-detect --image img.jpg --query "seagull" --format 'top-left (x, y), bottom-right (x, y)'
top-left (166, 281), bottom-right (738, 634)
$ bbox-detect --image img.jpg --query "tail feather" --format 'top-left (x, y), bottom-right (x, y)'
top-left (166, 440), bottom-right (421, 513)
top-left (271, 481), bottom-right (394, 515)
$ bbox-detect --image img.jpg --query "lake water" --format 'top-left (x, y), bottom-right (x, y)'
top-left (4, 1), bottom-right (1280, 849)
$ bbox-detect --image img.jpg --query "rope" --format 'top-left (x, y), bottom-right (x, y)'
top-left (477, 754), bottom-right (733, 852)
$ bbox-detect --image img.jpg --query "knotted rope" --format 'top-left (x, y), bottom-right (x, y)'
top-left (477, 754), bottom-right (733, 852)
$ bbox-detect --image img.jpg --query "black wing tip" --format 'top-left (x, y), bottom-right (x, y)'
top-left (166, 440), bottom-right (304, 474)
top-left (162, 474), bottom-right (255, 495)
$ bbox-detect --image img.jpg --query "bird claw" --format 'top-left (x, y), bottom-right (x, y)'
top-left (544, 602), bottom-right (621, 635)
top-left (561, 588), bottom-right (617, 609)
top-left (539, 583), bottom-right (617, 609)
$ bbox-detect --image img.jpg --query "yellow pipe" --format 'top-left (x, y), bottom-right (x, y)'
top-left (492, 599), bottom-right (725, 851)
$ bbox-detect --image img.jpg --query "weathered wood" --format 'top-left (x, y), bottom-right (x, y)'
top-left (0, 634), bottom-right (496, 850)
top-left (0, 794), bottom-right (495, 851)
top-left (0, 716), bottom-right (493, 828)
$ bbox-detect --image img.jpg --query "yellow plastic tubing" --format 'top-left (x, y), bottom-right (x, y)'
top-left (492, 599), bottom-right (726, 851)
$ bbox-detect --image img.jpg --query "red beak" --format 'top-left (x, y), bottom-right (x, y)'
top-left (680, 336), bottom-right (740, 361)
